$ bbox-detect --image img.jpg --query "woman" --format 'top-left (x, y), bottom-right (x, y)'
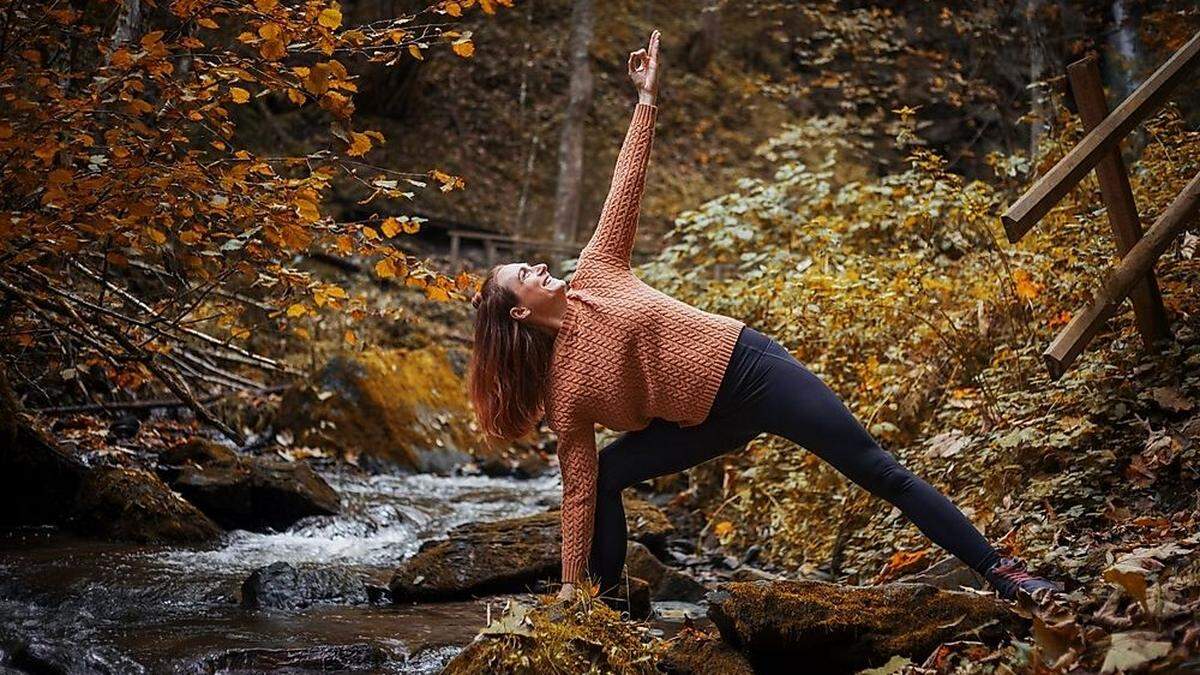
top-left (469, 30), bottom-right (1057, 605)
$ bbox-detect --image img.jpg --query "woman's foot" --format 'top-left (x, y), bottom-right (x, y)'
top-left (983, 556), bottom-right (1059, 601)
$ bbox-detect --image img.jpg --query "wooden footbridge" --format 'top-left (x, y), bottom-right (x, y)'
top-left (1002, 30), bottom-right (1200, 379)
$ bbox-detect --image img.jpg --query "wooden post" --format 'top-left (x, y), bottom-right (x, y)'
top-left (1044, 169), bottom-right (1200, 378)
top-left (1067, 53), bottom-right (1169, 348)
top-left (449, 232), bottom-right (461, 268)
top-left (1002, 30), bottom-right (1200, 242)
top-left (485, 240), bottom-right (497, 268)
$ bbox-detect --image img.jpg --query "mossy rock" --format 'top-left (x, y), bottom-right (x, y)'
top-left (706, 580), bottom-right (1020, 673)
top-left (390, 499), bottom-right (672, 601)
top-left (657, 626), bottom-right (754, 675)
top-left (70, 467), bottom-right (221, 543)
top-left (159, 439), bottom-right (340, 533)
top-left (442, 599), bottom-right (661, 674)
top-left (276, 346), bottom-right (502, 473)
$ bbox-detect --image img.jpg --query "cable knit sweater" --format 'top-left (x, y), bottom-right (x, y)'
top-left (546, 102), bottom-right (746, 584)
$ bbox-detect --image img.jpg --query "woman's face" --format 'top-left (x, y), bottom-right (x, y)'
top-left (495, 262), bottom-right (568, 327)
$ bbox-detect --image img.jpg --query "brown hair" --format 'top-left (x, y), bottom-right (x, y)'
top-left (468, 265), bottom-right (556, 440)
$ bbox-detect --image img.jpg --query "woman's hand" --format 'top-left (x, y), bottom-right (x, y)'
top-left (628, 29), bottom-right (661, 105)
top-left (557, 582), bottom-right (578, 603)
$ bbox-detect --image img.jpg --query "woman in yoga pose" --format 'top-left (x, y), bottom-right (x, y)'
top-left (468, 30), bottom-right (1056, 605)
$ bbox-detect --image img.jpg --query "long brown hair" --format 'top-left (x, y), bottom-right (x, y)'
top-left (468, 265), bottom-right (556, 441)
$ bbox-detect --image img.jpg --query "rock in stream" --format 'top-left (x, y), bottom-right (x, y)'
top-left (158, 439), bottom-right (340, 532)
top-left (390, 498), bottom-right (672, 601)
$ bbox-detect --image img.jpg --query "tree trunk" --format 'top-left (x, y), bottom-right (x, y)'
top-left (551, 0), bottom-right (595, 251)
top-left (1026, 0), bottom-right (1047, 162)
top-left (685, 0), bottom-right (722, 72)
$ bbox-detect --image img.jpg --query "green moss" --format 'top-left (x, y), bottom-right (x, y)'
top-left (443, 596), bottom-right (662, 675)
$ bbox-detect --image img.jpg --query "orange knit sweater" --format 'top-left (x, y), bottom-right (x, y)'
top-left (545, 102), bottom-right (746, 584)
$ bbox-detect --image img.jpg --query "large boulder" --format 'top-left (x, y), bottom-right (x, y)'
top-left (390, 498), bottom-right (672, 601)
top-left (240, 561), bottom-right (370, 610)
top-left (159, 439), bottom-right (339, 532)
top-left (275, 347), bottom-right (503, 473)
top-left (0, 376), bottom-right (219, 544)
top-left (706, 580), bottom-right (1020, 673)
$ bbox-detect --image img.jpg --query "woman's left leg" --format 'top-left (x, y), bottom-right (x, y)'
top-left (751, 340), bottom-right (1002, 576)
top-left (588, 416), bottom-right (764, 597)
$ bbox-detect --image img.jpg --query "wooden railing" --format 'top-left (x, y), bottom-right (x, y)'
top-left (447, 228), bottom-right (653, 272)
top-left (1001, 30), bottom-right (1200, 379)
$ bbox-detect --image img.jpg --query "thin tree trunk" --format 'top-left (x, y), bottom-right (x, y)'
top-left (551, 0), bottom-right (595, 250)
top-left (1026, 0), bottom-right (1046, 162)
top-left (686, 0), bottom-right (722, 72)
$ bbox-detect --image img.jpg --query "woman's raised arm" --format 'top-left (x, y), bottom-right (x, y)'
top-left (577, 30), bottom-right (661, 270)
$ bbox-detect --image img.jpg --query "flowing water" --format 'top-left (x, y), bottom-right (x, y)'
top-left (0, 471), bottom-right (565, 673)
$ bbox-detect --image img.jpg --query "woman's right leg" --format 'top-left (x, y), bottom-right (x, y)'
top-left (588, 416), bottom-right (763, 597)
top-left (752, 340), bottom-right (1002, 576)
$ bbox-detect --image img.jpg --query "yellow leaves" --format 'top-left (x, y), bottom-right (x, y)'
top-left (713, 521), bottom-right (734, 537)
top-left (431, 168), bottom-right (464, 192)
top-left (317, 4), bottom-right (343, 29)
top-left (374, 257), bottom-right (397, 279)
top-left (294, 191), bottom-right (321, 222)
top-left (343, 329), bottom-right (357, 345)
top-left (408, 44), bottom-right (424, 61)
top-left (452, 39), bottom-right (475, 58)
top-left (443, 1), bottom-right (462, 17)
top-left (299, 62), bottom-right (331, 95)
top-left (229, 87), bottom-right (251, 103)
top-left (258, 23), bottom-right (281, 40)
top-left (347, 131), bottom-right (372, 156)
top-left (254, 0), bottom-right (278, 10)
top-left (1013, 268), bottom-right (1043, 300)
top-left (197, 17), bottom-right (219, 29)
top-left (426, 285), bottom-right (450, 301)
top-left (380, 217), bottom-right (400, 238)
top-left (146, 228), bottom-right (168, 245)
top-left (260, 38), bottom-right (287, 61)
top-left (313, 284), bottom-right (347, 307)
top-left (286, 303), bottom-right (308, 318)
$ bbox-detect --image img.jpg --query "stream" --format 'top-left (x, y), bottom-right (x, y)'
top-left (0, 470), bottom-right (565, 673)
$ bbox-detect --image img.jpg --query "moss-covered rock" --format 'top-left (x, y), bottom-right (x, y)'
top-left (657, 626), bottom-right (754, 675)
top-left (0, 379), bottom-right (219, 544)
top-left (276, 346), bottom-right (510, 473)
top-left (70, 467), bottom-right (221, 543)
top-left (706, 580), bottom-right (1020, 673)
top-left (441, 598), bottom-right (661, 674)
top-left (159, 439), bottom-right (339, 532)
top-left (390, 498), bottom-right (672, 601)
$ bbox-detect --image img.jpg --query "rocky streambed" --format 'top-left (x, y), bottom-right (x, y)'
top-left (0, 470), bottom-right (564, 673)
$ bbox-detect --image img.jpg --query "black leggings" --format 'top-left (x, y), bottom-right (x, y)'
top-left (587, 324), bottom-right (1001, 594)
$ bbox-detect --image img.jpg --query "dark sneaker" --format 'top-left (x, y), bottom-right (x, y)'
top-left (984, 557), bottom-right (1058, 601)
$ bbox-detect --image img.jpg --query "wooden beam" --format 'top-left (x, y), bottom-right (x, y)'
top-left (1044, 169), bottom-right (1200, 378)
top-left (1002, 30), bottom-right (1200, 243)
top-left (1067, 53), bottom-right (1170, 348)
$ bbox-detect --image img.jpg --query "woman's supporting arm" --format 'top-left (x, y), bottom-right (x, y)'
top-left (556, 423), bottom-right (599, 585)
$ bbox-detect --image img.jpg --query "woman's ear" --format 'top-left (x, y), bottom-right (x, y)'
top-left (509, 305), bottom-right (531, 321)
